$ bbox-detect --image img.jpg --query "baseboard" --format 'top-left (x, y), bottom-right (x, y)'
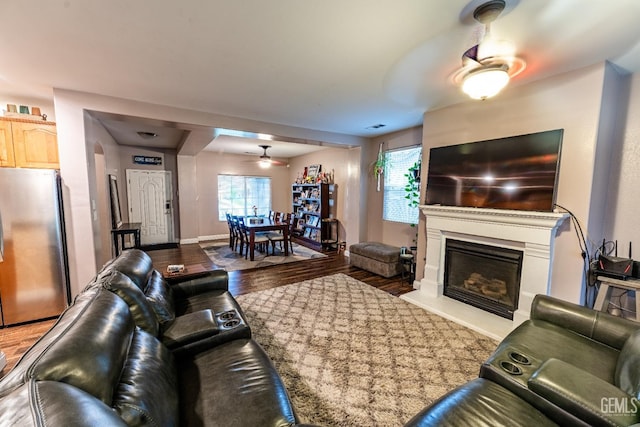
top-left (198, 234), bottom-right (227, 242)
top-left (180, 238), bottom-right (199, 244)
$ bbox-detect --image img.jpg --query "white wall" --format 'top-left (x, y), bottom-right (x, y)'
top-left (194, 151), bottom-right (292, 240)
top-left (603, 72), bottom-right (640, 246)
top-left (420, 63), bottom-right (611, 303)
top-left (51, 89), bottom-right (365, 295)
top-left (368, 127), bottom-right (424, 248)
top-left (287, 146), bottom-right (362, 249)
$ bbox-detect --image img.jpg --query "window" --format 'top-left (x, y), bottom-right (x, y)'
top-left (218, 175), bottom-right (271, 220)
top-left (382, 146), bottom-right (422, 224)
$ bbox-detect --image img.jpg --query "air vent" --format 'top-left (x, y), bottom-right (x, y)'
top-left (137, 131), bottom-right (158, 139)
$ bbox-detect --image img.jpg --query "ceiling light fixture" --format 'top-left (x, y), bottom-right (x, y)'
top-left (259, 159), bottom-right (271, 169)
top-left (461, 65), bottom-right (510, 100)
top-left (451, 0), bottom-right (525, 101)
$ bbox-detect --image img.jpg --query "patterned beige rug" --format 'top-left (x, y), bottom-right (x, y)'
top-left (200, 240), bottom-right (326, 271)
top-left (236, 273), bottom-right (498, 427)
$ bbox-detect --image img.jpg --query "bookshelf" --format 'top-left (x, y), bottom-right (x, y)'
top-left (292, 183), bottom-right (335, 248)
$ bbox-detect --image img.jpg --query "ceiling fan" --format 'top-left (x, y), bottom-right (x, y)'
top-left (255, 144), bottom-right (288, 168)
top-left (451, 0), bottom-right (526, 99)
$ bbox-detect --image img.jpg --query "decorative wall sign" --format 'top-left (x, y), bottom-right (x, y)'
top-left (133, 155), bottom-right (162, 165)
top-left (307, 164), bottom-right (321, 178)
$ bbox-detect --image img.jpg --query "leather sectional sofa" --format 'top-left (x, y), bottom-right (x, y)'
top-left (3, 247), bottom-right (640, 426)
top-left (0, 249), bottom-right (307, 426)
top-left (406, 294), bottom-right (640, 426)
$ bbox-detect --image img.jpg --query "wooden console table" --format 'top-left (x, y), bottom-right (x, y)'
top-left (594, 275), bottom-right (640, 321)
top-left (111, 222), bottom-right (142, 256)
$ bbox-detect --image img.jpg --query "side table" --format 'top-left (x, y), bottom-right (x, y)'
top-left (400, 254), bottom-right (416, 284)
top-left (111, 222), bottom-right (142, 256)
top-left (594, 275), bottom-right (640, 321)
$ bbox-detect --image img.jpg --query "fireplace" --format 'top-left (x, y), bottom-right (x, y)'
top-left (400, 206), bottom-right (569, 339)
top-left (443, 239), bottom-right (523, 320)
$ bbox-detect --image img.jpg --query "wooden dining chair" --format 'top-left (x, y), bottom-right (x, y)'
top-left (225, 213), bottom-right (236, 249)
top-left (266, 213), bottom-right (294, 255)
top-left (238, 216), bottom-right (270, 258)
top-left (230, 216), bottom-right (244, 253)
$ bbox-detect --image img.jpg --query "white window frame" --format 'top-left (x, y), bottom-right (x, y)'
top-left (382, 145), bottom-right (422, 224)
top-left (217, 175), bottom-right (272, 220)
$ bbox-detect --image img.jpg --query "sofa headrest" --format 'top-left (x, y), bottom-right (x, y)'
top-left (104, 249), bottom-right (154, 290)
top-left (102, 269), bottom-right (160, 337)
top-left (145, 270), bottom-right (176, 327)
top-left (0, 381), bottom-right (128, 426)
top-left (0, 289), bottom-right (135, 405)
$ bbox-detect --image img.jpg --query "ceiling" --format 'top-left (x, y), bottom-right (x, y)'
top-left (1, 1), bottom-right (640, 157)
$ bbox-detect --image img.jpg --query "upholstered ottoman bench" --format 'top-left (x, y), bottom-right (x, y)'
top-left (349, 242), bottom-right (402, 278)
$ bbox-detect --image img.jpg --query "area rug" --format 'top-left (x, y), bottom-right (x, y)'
top-left (200, 240), bottom-right (326, 271)
top-left (236, 273), bottom-right (498, 427)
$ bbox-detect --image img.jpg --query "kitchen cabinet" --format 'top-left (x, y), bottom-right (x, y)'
top-left (0, 120), bottom-right (15, 167)
top-left (0, 117), bottom-right (59, 169)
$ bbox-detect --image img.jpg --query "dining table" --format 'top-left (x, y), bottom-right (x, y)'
top-left (244, 218), bottom-right (290, 261)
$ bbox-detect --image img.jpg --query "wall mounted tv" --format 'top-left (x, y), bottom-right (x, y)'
top-left (425, 129), bottom-right (563, 212)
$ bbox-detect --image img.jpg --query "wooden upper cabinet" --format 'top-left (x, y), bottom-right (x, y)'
top-left (10, 120), bottom-right (59, 169)
top-left (0, 120), bottom-right (16, 167)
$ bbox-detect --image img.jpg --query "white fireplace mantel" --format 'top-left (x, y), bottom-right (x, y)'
top-left (401, 205), bottom-right (569, 340)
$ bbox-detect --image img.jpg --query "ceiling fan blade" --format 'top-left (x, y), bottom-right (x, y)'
top-left (266, 159), bottom-right (288, 167)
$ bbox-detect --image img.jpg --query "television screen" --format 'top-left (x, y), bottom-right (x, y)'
top-left (425, 129), bottom-right (563, 212)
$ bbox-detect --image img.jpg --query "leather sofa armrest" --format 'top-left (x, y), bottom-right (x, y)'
top-left (531, 295), bottom-right (639, 350)
top-left (528, 358), bottom-right (640, 426)
top-left (162, 310), bottom-right (219, 350)
top-left (171, 270), bottom-right (228, 297)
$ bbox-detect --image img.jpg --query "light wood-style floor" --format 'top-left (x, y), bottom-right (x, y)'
top-left (0, 240), bottom-right (415, 377)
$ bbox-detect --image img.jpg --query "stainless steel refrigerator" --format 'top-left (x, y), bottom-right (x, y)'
top-left (0, 168), bottom-right (70, 326)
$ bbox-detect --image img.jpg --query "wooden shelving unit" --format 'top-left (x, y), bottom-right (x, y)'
top-left (292, 183), bottom-right (335, 249)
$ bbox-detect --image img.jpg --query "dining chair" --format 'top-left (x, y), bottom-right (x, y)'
top-left (238, 216), bottom-right (270, 258)
top-left (225, 213), bottom-right (236, 249)
top-left (230, 216), bottom-right (244, 253)
top-left (266, 213), bottom-right (294, 255)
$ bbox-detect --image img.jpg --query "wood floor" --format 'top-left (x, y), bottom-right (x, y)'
top-left (0, 240), bottom-right (414, 377)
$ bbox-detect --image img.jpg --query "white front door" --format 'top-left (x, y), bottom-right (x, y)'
top-left (126, 170), bottom-right (172, 245)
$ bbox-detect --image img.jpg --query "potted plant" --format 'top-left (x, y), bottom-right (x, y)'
top-left (404, 160), bottom-right (421, 249)
top-left (404, 161), bottom-right (421, 209)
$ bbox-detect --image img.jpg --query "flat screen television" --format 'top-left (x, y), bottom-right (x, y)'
top-left (425, 129), bottom-right (563, 212)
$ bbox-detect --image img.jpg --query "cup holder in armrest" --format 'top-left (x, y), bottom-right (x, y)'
top-left (508, 351), bottom-right (531, 365)
top-left (215, 309), bottom-right (244, 329)
top-left (217, 310), bottom-right (238, 321)
top-left (221, 318), bottom-right (241, 329)
top-left (500, 360), bottom-right (523, 375)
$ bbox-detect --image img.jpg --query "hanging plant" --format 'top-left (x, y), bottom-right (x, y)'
top-left (372, 142), bottom-right (387, 192)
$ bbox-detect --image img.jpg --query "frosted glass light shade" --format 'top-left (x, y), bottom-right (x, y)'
top-left (462, 67), bottom-right (510, 100)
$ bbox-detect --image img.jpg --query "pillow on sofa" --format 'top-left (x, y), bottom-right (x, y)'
top-left (102, 270), bottom-right (159, 337)
top-left (113, 328), bottom-right (178, 427)
top-left (144, 270), bottom-right (176, 327)
top-left (615, 328), bottom-right (640, 397)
